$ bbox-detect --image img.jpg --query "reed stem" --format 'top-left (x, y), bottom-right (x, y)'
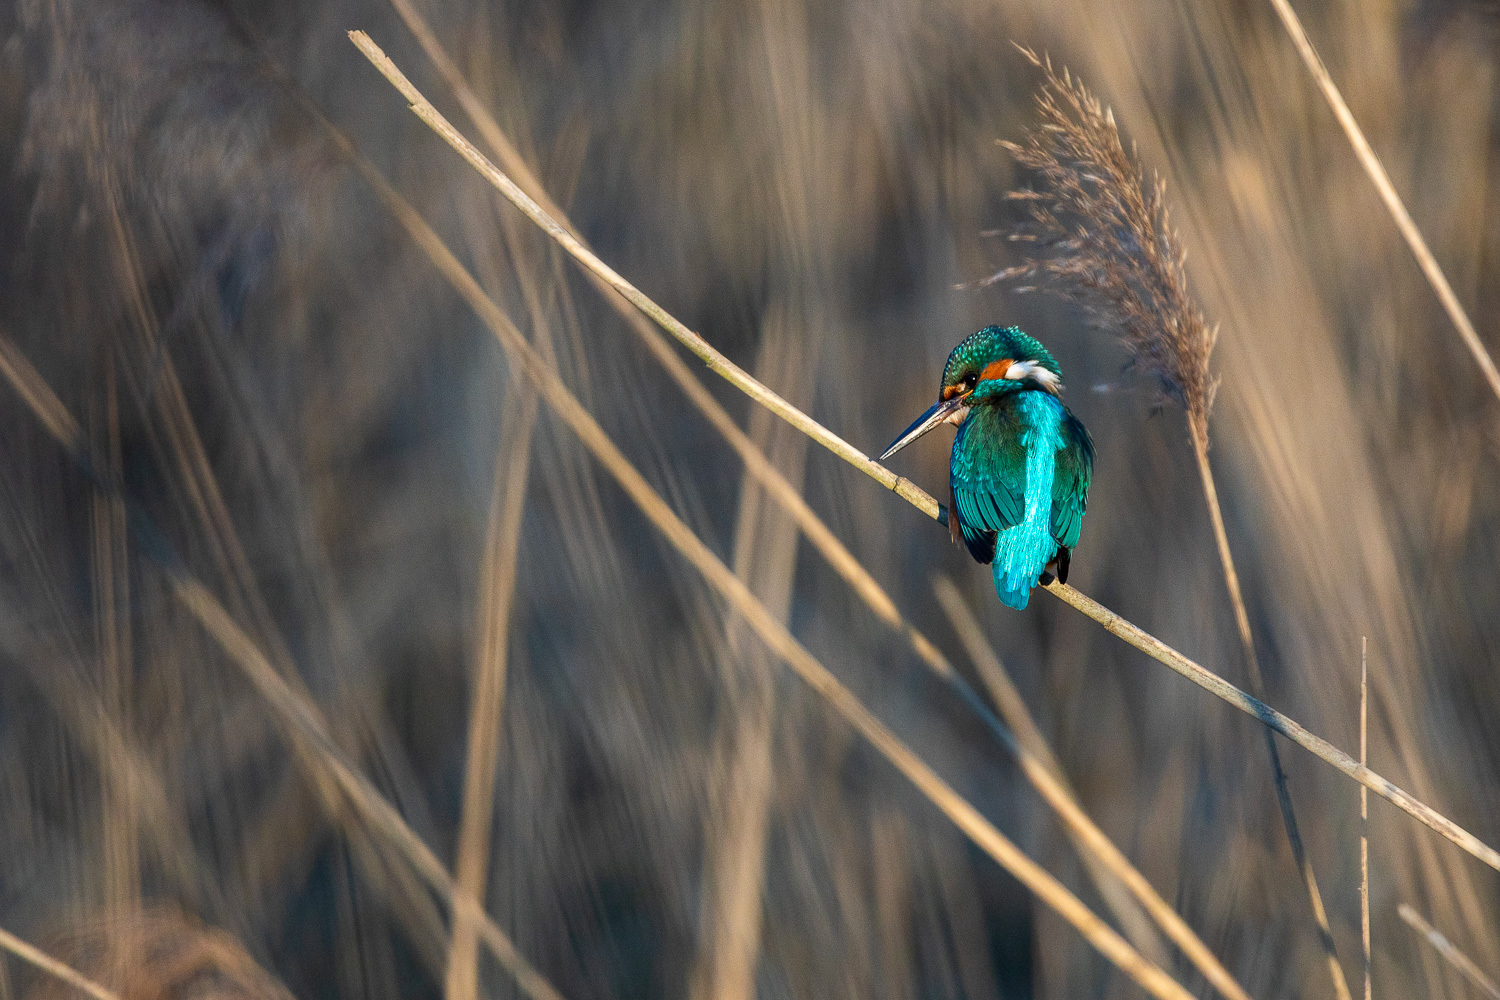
top-left (347, 28), bottom-right (1500, 876)
top-left (1264, 0), bottom-right (1500, 407)
top-left (1188, 412), bottom-right (1351, 1000)
top-left (357, 17), bottom-right (1253, 996)
top-left (1361, 637), bottom-right (1371, 1000)
top-left (325, 126), bottom-right (1196, 1000)
top-left (0, 925), bottom-right (121, 1000)
top-left (1399, 904), bottom-right (1500, 1000)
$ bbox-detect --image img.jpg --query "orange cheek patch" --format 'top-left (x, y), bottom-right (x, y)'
top-left (980, 358), bottom-right (1014, 382)
top-left (941, 384), bottom-right (963, 400)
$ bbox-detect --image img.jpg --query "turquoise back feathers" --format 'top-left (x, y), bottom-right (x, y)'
top-left (937, 327), bottom-right (1094, 609)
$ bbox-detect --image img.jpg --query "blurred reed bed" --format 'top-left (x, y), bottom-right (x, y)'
top-left (0, 1), bottom-right (1497, 1000)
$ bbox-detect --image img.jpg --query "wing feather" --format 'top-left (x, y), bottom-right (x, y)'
top-left (949, 409), bottom-right (1025, 564)
top-left (1049, 409), bottom-right (1094, 551)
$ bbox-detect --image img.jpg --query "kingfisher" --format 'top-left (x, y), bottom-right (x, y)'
top-left (881, 326), bottom-right (1094, 609)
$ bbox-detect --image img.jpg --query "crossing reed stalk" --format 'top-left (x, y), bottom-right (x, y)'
top-left (0, 331), bottom-right (569, 1000)
top-left (1398, 905), bottom-right (1500, 999)
top-left (352, 15), bottom-right (1254, 996)
top-left (1362, 637), bottom-right (1371, 1000)
top-left (344, 31), bottom-right (1500, 879)
top-left (313, 99), bottom-right (1196, 998)
top-left (0, 925), bottom-right (121, 1000)
top-left (1263, 0), bottom-right (1500, 407)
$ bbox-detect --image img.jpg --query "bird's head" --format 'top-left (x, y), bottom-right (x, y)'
top-left (880, 326), bottom-right (1064, 461)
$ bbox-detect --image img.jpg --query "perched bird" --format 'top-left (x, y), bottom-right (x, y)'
top-left (881, 326), bottom-right (1094, 609)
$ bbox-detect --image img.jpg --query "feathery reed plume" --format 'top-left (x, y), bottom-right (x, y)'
top-left (993, 47), bottom-right (1351, 1000)
top-left (987, 46), bottom-right (1217, 428)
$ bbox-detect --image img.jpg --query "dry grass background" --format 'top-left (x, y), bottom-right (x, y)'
top-left (0, 0), bottom-right (1497, 998)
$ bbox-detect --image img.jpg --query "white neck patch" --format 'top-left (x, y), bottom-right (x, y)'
top-left (1005, 360), bottom-right (1063, 395)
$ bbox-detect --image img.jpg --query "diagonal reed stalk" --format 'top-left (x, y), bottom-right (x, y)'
top-left (0, 229), bottom-right (1201, 1000)
top-left (993, 48), bottom-right (1349, 995)
top-left (316, 112), bottom-right (1199, 1000)
top-left (1361, 637), bottom-right (1371, 1000)
top-left (348, 17), bottom-right (1246, 992)
top-left (931, 577), bottom-right (1172, 970)
top-left (1399, 904), bottom-right (1500, 1000)
top-left (1264, 0), bottom-right (1500, 407)
top-left (0, 925), bottom-right (121, 1000)
top-left (0, 335), bottom-right (568, 1000)
top-left (322, 33), bottom-right (1261, 996)
top-left (346, 30), bottom-right (1500, 878)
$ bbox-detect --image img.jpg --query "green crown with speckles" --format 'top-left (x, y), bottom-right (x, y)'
top-left (941, 326), bottom-right (1062, 391)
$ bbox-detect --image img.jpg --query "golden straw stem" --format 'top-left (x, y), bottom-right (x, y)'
top-left (359, 15), bottom-right (1250, 997)
top-left (1041, 579), bottom-right (1500, 870)
top-left (345, 31), bottom-right (937, 523)
top-left (1188, 414), bottom-right (1350, 1000)
top-left (0, 925), bottom-right (121, 1000)
top-left (1264, 0), bottom-right (1500, 405)
top-left (345, 28), bottom-right (1500, 874)
top-left (1361, 637), bottom-right (1371, 1000)
top-left (327, 106), bottom-right (1194, 1000)
top-left (1398, 905), bottom-right (1500, 1000)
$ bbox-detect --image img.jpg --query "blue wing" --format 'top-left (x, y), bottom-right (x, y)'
top-left (949, 408), bottom-right (1025, 564)
top-left (1049, 408), bottom-right (1094, 552)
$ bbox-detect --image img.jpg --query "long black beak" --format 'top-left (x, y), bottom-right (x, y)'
top-left (880, 395), bottom-right (969, 461)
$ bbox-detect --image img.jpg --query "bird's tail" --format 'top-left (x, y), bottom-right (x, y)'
top-left (992, 561), bottom-right (1037, 610)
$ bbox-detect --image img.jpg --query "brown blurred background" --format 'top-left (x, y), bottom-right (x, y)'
top-left (0, 0), bottom-right (1498, 997)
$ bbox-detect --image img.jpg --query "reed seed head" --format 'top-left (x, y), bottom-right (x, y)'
top-left (985, 47), bottom-right (1219, 429)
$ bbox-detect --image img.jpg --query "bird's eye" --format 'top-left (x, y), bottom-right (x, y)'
top-left (963, 373), bottom-right (977, 388)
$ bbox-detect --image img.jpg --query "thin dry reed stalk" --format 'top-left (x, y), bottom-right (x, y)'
top-left (447, 332), bottom-right (539, 1000)
top-left (345, 33), bottom-right (937, 518)
top-left (0, 927), bottom-right (120, 1000)
top-left (1263, 0), bottom-right (1500, 406)
top-left (1041, 580), bottom-right (1499, 869)
top-left (0, 178), bottom-right (1198, 1000)
top-left (0, 332), bottom-right (568, 1000)
top-left (344, 25), bottom-right (1253, 997)
top-left (1361, 637), bottom-right (1371, 1000)
top-left (1398, 904), bottom-right (1500, 1000)
top-left (931, 579), bottom-right (1175, 975)
top-left (994, 49), bottom-right (1347, 998)
top-left (344, 31), bottom-right (1500, 879)
top-left (315, 106), bottom-right (1197, 1000)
